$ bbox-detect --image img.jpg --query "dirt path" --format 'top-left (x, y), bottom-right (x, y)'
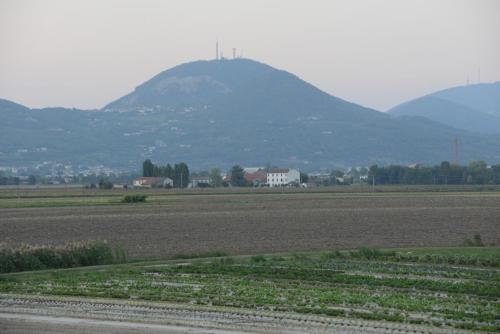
top-left (0, 294), bottom-right (476, 334)
top-left (0, 313), bottom-right (255, 334)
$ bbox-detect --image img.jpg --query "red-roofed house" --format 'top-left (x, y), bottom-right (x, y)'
top-left (244, 170), bottom-right (267, 186)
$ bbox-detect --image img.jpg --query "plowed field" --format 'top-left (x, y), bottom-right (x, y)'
top-left (1, 192), bottom-right (499, 258)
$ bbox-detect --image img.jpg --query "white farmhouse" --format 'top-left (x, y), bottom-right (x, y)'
top-left (266, 168), bottom-right (300, 187)
top-left (188, 176), bottom-right (211, 188)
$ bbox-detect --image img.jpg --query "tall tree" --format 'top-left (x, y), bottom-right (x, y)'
top-left (210, 168), bottom-right (223, 187)
top-left (28, 175), bottom-right (37, 185)
top-left (174, 163), bottom-right (190, 188)
top-left (440, 161), bottom-right (451, 184)
top-left (165, 164), bottom-right (173, 179)
top-left (230, 165), bottom-right (247, 187)
top-left (299, 172), bottom-right (308, 183)
top-left (142, 159), bottom-right (154, 177)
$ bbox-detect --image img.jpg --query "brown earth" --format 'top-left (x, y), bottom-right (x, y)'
top-left (1, 193), bottom-right (499, 258)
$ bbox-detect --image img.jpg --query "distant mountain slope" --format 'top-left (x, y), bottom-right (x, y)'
top-left (388, 82), bottom-right (500, 134)
top-left (433, 82), bottom-right (500, 117)
top-left (0, 98), bottom-right (30, 113)
top-left (2, 59), bottom-right (500, 171)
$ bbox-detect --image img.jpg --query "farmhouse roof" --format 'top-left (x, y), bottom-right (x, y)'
top-left (244, 170), bottom-right (267, 182)
top-left (269, 168), bottom-right (290, 173)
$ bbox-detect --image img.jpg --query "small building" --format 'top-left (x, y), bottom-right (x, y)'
top-left (222, 174), bottom-right (231, 183)
top-left (244, 170), bottom-right (267, 186)
top-left (133, 177), bottom-right (173, 188)
top-left (267, 168), bottom-right (300, 187)
top-left (189, 176), bottom-right (211, 188)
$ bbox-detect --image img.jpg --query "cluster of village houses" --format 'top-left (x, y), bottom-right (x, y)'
top-left (133, 168), bottom-right (303, 188)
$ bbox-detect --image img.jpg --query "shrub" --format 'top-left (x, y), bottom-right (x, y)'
top-left (172, 251), bottom-right (228, 260)
top-left (250, 255), bottom-right (267, 263)
top-left (98, 178), bottom-right (114, 189)
top-left (0, 241), bottom-right (125, 273)
top-left (463, 233), bottom-right (485, 247)
top-left (321, 250), bottom-right (343, 259)
top-left (350, 247), bottom-right (383, 259)
top-left (122, 194), bottom-right (147, 203)
top-left (473, 233), bottom-right (484, 246)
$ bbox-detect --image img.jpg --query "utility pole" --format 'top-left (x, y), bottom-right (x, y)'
top-left (372, 175), bottom-right (375, 193)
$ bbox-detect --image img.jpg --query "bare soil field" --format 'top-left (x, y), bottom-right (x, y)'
top-left (1, 192), bottom-right (499, 259)
top-left (1, 184), bottom-right (500, 199)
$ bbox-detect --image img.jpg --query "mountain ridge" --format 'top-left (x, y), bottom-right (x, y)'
top-left (388, 82), bottom-right (500, 134)
top-left (2, 59), bottom-right (500, 171)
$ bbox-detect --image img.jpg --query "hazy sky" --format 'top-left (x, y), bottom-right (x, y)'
top-left (1, 0), bottom-right (499, 111)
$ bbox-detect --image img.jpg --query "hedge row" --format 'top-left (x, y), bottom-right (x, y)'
top-left (0, 241), bottom-right (126, 273)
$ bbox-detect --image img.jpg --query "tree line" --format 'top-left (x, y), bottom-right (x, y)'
top-left (369, 161), bottom-right (500, 185)
top-left (142, 159), bottom-right (190, 188)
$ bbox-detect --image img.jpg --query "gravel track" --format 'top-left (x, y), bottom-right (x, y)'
top-left (1, 193), bottom-right (499, 258)
top-left (0, 294), bottom-right (477, 334)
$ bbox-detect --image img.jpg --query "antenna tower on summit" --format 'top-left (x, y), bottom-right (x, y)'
top-left (215, 39), bottom-right (219, 60)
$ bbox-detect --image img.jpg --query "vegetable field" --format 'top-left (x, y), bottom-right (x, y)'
top-left (1, 247), bottom-right (498, 332)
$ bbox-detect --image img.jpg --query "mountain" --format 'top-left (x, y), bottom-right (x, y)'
top-left (388, 82), bottom-right (500, 134)
top-left (0, 98), bottom-right (30, 113)
top-left (104, 59), bottom-right (276, 111)
top-left (1, 59), bottom-right (500, 172)
top-left (433, 82), bottom-right (500, 117)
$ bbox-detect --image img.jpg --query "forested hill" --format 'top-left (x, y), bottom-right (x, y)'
top-left (1, 59), bottom-right (500, 170)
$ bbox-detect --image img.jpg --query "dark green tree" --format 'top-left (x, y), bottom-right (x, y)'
top-left (142, 159), bottom-right (154, 177)
top-left (28, 175), bottom-right (37, 185)
top-left (210, 168), bottom-right (223, 187)
top-left (159, 164), bottom-right (173, 179)
top-left (230, 165), bottom-right (247, 187)
top-left (468, 160), bottom-right (489, 184)
top-left (174, 163), bottom-right (190, 188)
top-left (300, 171), bottom-right (308, 183)
top-left (98, 178), bottom-right (113, 189)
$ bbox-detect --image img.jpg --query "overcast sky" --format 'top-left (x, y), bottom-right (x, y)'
top-left (1, 0), bottom-right (499, 111)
